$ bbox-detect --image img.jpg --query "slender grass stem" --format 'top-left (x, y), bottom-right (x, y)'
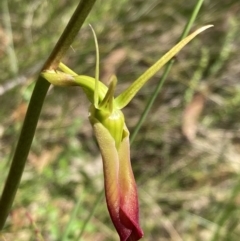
top-left (77, 190), bottom-right (104, 240)
top-left (62, 192), bottom-right (84, 241)
top-left (0, 0), bottom-right (97, 230)
top-left (210, 175), bottom-right (240, 241)
top-left (130, 0), bottom-right (205, 144)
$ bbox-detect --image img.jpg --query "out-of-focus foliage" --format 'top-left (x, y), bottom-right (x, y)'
top-left (0, 0), bottom-right (240, 240)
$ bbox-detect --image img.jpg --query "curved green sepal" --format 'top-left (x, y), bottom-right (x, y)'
top-left (41, 70), bottom-right (76, 86)
top-left (73, 75), bottom-right (108, 104)
top-left (41, 69), bottom-right (108, 104)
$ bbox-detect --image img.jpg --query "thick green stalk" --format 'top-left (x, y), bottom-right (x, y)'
top-left (130, 0), bottom-right (205, 144)
top-left (0, 0), bottom-right (97, 230)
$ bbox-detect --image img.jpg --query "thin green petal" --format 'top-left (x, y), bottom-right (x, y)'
top-left (99, 76), bottom-right (118, 113)
top-left (89, 25), bottom-right (100, 108)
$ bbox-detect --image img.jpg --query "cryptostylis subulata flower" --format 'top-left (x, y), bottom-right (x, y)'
top-left (42, 25), bottom-right (212, 241)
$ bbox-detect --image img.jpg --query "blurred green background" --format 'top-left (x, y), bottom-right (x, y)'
top-left (1, 0), bottom-right (240, 240)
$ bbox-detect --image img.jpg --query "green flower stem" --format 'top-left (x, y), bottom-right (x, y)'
top-left (178, 0), bottom-right (205, 41)
top-left (0, 0), bottom-right (97, 230)
top-left (130, 0), bottom-right (205, 144)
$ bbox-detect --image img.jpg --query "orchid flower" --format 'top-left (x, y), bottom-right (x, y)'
top-left (41, 25), bottom-right (212, 241)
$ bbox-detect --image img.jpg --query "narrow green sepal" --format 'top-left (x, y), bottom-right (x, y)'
top-left (115, 25), bottom-right (213, 109)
